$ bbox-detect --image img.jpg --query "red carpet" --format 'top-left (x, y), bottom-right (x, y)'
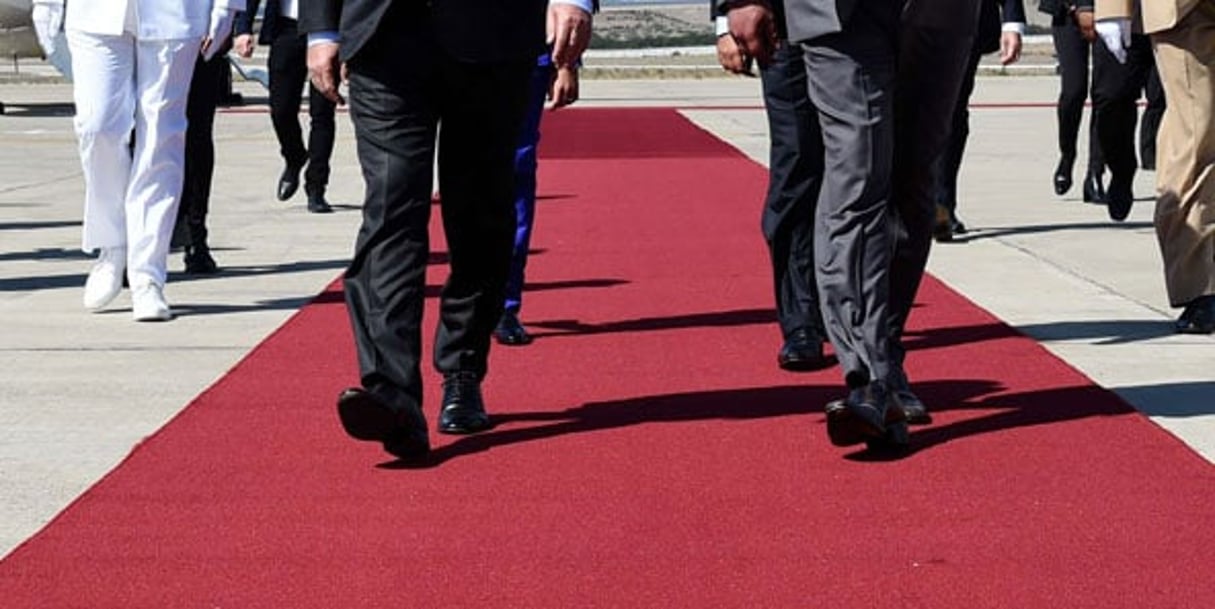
top-left (2, 109), bottom-right (1212, 607)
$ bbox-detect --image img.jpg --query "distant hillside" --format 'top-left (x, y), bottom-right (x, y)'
top-left (592, 3), bottom-right (714, 49)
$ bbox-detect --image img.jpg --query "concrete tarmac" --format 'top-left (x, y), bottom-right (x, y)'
top-left (1, 74), bottom-right (1211, 560)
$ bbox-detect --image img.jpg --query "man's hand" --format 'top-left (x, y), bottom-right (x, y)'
top-left (999, 31), bottom-right (1022, 65)
top-left (31, 0), bottom-right (65, 57)
top-left (202, 8), bottom-right (236, 60)
top-left (1095, 18), bottom-right (1131, 64)
top-left (234, 34), bottom-right (255, 59)
top-left (548, 66), bottom-right (580, 109)
top-left (1074, 9), bottom-right (1096, 42)
top-left (715, 33), bottom-right (753, 75)
top-left (726, 1), bottom-right (778, 69)
top-left (548, 3), bottom-right (593, 69)
top-left (307, 42), bottom-right (346, 105)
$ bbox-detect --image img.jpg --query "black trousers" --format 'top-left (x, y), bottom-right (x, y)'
top-left (1139, 63), bottom-right (1165, 169)
top-left (176, 52), bottom-right (228, 248)
top-left (1052, 20), bottom-right (1105, 176)
top-left (343, 11), bottom-right (531, 414)
top-left (934, 40), bottom-right (984, 214)
top-left (268, 19), bottom-right (336, 196)
top-left (760, 42), bottom-right (825, 341)
top-left (887, 22), bottom-right (976, 371)
top-left (1092, 32), bottom-right (1154, 184)
top-left (806, 0), bottom-right (901, 388)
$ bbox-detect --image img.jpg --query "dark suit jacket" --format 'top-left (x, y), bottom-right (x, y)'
top-left (235, 0), bottom-right (293, 45)
top-left (1039, 0), bottom-right (1093, 17)
top-left (298, 0), bottom-right (552, 63)
top-left (978, 0), bottom-right (1027, 53)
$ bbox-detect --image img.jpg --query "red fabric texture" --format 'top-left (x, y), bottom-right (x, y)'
top-left (2, 109), bottom-right (1212, 608)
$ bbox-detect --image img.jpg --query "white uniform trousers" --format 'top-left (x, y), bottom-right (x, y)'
top-left (67, 29), bottom-right (200, 288)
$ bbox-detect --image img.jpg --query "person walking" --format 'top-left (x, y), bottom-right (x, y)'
top-left (234, 0), bottom-right (335, 214)
top-left (59, 0), bottom-right (243, 321)
top-left (301, 0), bottom-right (595, 461)
top-left (1096, 0), bottom-right (1215, 331)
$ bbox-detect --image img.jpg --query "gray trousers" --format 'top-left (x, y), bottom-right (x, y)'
top-left (803, 4), bottom-right (899, 389)
top-left (806, 1), bottom-right (977, 389)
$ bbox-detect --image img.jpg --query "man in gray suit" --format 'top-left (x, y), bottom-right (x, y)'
top-left (725, 0), bottom-right (981, 450)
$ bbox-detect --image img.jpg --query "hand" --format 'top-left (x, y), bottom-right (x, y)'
top-left (999, 32), bottom-right (1022, 65)
top-left (547, 3), bottom-right (593, 69)
top-left (202, 8), bottom-right (236, 61)
top-left (1095, 18), bottom-right (1131, 64)
top-left (548, 66), bottom-right (580, 109)
top-left (726, 1), bottom-right (778, 69)
top-left (307, 42), bottom-right (346, 105)
top-left (1074, 9), bottom-right (1096, 42)
top-left (233, 34), bottom-right (255, 59)
top-left (715, 33), bottom-right (752, 75)
top-left (31, 1), bottom-right (65, 57)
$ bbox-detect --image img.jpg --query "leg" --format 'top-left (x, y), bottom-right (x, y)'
top-left (1092, 33), bottom-right (1152, 220)
top-left (888, 23), bottom-right (975, 372)
top-left (267, 23), bottom-right (308, 200)
top-left (343, 22), bottom-right (441, 422)
top-left (434, 57), bottom-right (532, 378)
top-left (933, 42), bottom-right (983, 241)
top-left (179, 52), bottom-right (226, 273)
top-left (503, 63), bottom-right (552, 317)
top-left (802, 3), bottom-right (900, 446)
top-left (67, 30), bottom-right (136, 254)
top-left (304, 81), bottom-right (337, 201)
top-left (1151, 7), bottom-right (1215, 319)
top-left (760, 42), bottom-right (828, 370)
top-left (1139, 59), bottom-right (1166, 171)
top-left (1053, 23), bottom-right (1088, 194)
top-left (125, 37), bottom-right (200, 290)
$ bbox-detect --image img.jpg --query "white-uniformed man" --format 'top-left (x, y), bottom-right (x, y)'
top-left (38, 0), bottom-right (243, 320)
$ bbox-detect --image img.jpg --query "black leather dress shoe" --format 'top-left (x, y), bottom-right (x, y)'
top-left (1105, 175), bottom-right (1133, 221)
top-left (494, 311), bottom-right (533, 346)
top-left (1053, 156), bottom-right (1074, 196)
top-left (337, 388), bottom-right (429, 459)
top-left (277, 162), bottom-right (303, 201)
top-left (183, 244), bottom-right (219, 275)
top-left (307, 192), bottom-right (333, 214)
top-left (1083, 172), bottom-right (1106, 204)
top-left (778, 328), bottom-right (827, 371)
top-left (825, 381), bottom-right (891, 447)
top-left (1175, 295), bottom-right (1215, 334)
top-left (437, 372), bottom-right (492, 434)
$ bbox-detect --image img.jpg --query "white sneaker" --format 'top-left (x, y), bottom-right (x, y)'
top-left (131, 282), bottom-right (172, 322)
top-left (83, 247), bottom-right (126, 311)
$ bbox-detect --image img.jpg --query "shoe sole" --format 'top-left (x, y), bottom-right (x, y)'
top-left (778, 356), bottom-right (829, 372)
top-left (437, 416), bottom-right (492, 435)
top-left (825, 400), bottom-right (886, 447)
top-left (494, 334), bottom-right (533, 346)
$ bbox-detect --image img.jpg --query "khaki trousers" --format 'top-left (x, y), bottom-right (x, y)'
top-left (1152, 1), bottom-right (1215, 307)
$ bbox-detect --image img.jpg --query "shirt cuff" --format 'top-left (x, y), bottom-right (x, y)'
top-left (715, 16), bottom-right (729, 37)
top-left (1002, 22), bottom-right (1026, 35)
top-left (307, 31), bottom-right (340, 47)
top-left (550, 0), bottom-right (594, 13)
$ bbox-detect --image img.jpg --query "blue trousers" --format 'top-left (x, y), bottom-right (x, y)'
top-left (504, 63), bottom-right (554, 313)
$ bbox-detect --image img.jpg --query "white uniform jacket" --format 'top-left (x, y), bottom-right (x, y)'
top-left (66, 0), bottom-right (246, 40)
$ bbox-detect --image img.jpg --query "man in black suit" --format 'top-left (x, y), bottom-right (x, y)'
top-left (726, 0), bottom-right (983, 450)
top-left (234, 0), bottom-right (336, 214)
top-left (300, 0), bottom-right (594, 460)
